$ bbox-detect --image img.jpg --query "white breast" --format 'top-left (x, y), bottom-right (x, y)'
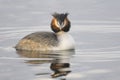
top-left (54, 32), bottom-right (75, 50)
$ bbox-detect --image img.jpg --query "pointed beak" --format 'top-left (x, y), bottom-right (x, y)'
top-left (58, 20), bottom-right (64, 28)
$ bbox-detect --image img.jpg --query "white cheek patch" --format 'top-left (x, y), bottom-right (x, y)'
top-left (54, 19), bottom-right (61, 29)
top-left (63, 19), bottom-right (67, 27)
top-left (57, 22), bottom-right (61, 28)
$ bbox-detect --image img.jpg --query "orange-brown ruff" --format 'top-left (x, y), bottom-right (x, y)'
top-left (15, 13), bottom-right (75, 51)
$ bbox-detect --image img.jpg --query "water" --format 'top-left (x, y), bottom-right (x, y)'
top-left (0, 0), bottom-right (120, 80)
top-left (0, 25), bottom-right (120, 80)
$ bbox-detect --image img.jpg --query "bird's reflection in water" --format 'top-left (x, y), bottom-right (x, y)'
top-left (16, 50), bottom-right (75, 79)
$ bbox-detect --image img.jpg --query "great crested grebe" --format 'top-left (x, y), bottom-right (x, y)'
top-left (15, 13), bottom-right (75, 51)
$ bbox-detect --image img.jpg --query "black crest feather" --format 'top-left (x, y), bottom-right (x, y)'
top-left (52, 12), bottom-right (69, 20)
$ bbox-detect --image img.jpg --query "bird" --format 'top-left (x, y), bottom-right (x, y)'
top-left (15, 13), bottom-right (75, 51)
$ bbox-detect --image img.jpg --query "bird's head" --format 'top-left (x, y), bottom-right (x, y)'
top-left (51, 13), bottom-right (71, 33)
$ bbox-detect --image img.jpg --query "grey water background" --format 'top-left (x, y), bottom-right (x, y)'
top-left (0, 0), bottom-right (120, 80)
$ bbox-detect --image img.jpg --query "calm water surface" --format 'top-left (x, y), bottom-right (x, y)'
top-left (0, 25), bottom-right (120, 80)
